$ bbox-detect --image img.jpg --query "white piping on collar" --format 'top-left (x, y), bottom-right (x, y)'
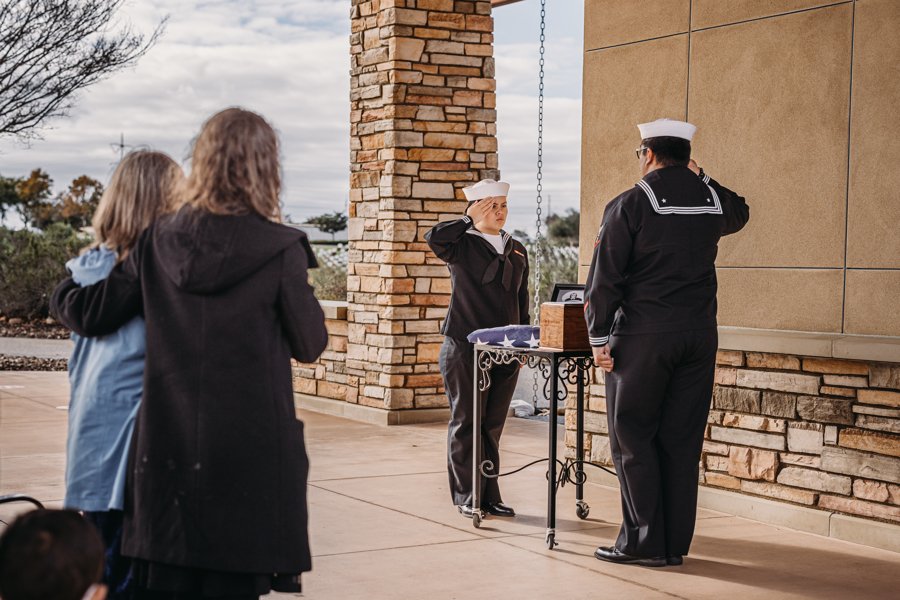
top-left (637, 179), bottom-right (723, 215)
top-left (466, 228), bottom-right (511, 251)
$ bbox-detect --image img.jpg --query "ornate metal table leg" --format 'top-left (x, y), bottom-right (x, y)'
top-left (471, 347), bottom-right (484, 528)
top-left (575, 358), bottom-right (590, 520)
top-left (546, 355), bottom-right (558, 549)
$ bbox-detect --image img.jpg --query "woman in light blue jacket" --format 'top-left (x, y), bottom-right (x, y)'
top-left (64, 150), bottom-right (183, 599)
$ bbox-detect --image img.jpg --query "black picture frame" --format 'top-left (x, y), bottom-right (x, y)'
top-left (550, 283), bottom-right (584, 303)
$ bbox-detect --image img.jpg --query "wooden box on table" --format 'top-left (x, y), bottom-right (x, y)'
top-left (539, 302), bottom-right (590, 350)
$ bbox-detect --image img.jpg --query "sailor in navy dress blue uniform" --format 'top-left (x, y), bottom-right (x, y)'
top-left (425, 179), bottom-right (530, 519)
top-left (584, 119), bottom-right (750, 567)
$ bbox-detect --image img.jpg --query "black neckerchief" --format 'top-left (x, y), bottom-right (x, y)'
top-left (467, 229), bottom-right (514, 290)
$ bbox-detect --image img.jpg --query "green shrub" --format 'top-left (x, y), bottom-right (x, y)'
top-left (309, 264), bottom-right (348, 302)
top-left (308, 243), bottom-right (347, 302)
top-left (0, 224), bottom-right (87, 319)
top-left (526, 242), bottom-right (579, 314)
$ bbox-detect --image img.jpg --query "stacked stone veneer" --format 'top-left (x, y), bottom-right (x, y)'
top-left (292, 303), bottom-right (350, 402)
top-left (293, 0), bottom-right (499, 412)
top-left (567, 352), bottom-right (900, 525)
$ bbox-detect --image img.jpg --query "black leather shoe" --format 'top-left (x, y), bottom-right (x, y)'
top-left (593, 546), bottom-right (666, 568)
top-left (483, 502), bottom-right (516, 517)
top-left (666, 555), bottom-right (683, 566)
top-left (457, 504), bottom-right (477, 518)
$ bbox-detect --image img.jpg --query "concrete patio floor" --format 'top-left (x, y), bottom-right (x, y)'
top-left (1, 370), bottom-right (898, 599)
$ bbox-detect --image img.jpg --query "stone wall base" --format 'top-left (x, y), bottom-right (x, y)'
top-left (568, 349), bottom-right (900, 539)
top-left (295, 393), bottom-right (449, 426)
top-left (583, 473), bottom-right (900, 554)
top-left (698, 486), bottom-right (900, 554)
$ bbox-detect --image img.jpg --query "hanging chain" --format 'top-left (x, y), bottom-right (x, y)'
top-left (532, 0), bottom-right (546, 327)
top-left (532, 0), bottom-right (546, 410)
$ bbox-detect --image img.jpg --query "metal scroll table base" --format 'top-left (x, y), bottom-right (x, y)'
top-left (470, 344), bottom-right (613, 549)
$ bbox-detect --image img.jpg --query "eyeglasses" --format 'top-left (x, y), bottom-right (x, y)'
top-left (634, 146), bottom-right (649, 160)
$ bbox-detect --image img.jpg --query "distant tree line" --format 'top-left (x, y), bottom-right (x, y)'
top-left (513, 207), bottom-right (580, 246)
top-left (305, 211), bottom-right (348, 241)
top-left (0, 167), bottom-right (103, 319)
top-left (1, 169), bottom-right (102, 230)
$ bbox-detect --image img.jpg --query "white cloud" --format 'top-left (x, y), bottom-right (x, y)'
top-left (0, 0), bottom-right (351, 223)
top-left (493, 0), bottom-right (584, 234)
top-left (0, 0), bottom-right (584, 233)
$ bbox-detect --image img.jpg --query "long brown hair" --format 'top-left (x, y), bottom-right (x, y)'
top-left (182, 107), bottom-right (282, 221)
top-left (91, 150), bottom-right (183, 261)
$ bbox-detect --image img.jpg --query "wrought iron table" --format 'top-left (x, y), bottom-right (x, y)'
top-left (470, 344), bottom-right (611, 549)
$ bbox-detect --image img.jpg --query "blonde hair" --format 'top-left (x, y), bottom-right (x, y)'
top-left (182, 107), bottom-right (282, 221)
top-left (91, 150), bottom-right (183, 261)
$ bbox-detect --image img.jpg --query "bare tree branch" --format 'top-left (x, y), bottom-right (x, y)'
top-left (0, 0), bottom-right (166, 139)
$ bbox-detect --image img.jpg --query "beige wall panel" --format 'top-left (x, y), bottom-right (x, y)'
top-left (579, 35), bottom-right (688, 267)
top-left (584, 0), bottom-right (689, 51)
top-left (578, 264), bottom-right (590, 285)
top-left (692, 0), bottom-right (848, 30)
top-left (844, 270), bottom-right (900, 336)
top-left (847, 0), bottom-right (900, 268)
top-left (690, 5), bottom-right (852, 268)
top-left (717, 268), bottom-right (843, 332)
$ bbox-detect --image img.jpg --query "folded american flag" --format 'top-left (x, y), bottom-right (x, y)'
top-left (467, 325), bottom-right (540, 348)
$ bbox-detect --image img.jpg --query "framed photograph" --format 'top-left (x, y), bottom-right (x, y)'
top-left (550, 283), bottom-right (584, 303)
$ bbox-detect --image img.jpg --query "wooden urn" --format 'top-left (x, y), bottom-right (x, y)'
top-left (539, 302), bottom-right (591, 350)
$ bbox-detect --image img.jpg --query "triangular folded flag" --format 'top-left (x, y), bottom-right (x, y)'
top-left (467, 325), bottom-right (540, 349)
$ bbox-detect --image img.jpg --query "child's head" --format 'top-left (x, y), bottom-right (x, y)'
top-left (92, 150), bottom-right (183, 259)
top-left (463, 179), bottom-right (510, 232)
top-left (0, 509), bottom-right (106, 600)
top-left (183, 107), bottom-right (282, 221)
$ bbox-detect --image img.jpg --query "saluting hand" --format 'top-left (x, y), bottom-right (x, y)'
top-left (466, 198), bottom-right (496, 223)
top-left (592, 345), bottom-right (614, 373)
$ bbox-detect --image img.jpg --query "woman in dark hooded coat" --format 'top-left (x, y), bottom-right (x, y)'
top-left (52, 107), bottom-right (328, 599)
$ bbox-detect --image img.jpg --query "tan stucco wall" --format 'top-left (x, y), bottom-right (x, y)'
top-left (580, 0), bottom-right (900, 341)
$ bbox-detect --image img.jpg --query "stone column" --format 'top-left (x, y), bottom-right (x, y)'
top-left (347, 0), bottom-right (498, 411)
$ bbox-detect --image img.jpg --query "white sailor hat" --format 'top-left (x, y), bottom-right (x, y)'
top-left (463, 178), bottom-right (510, 201)
top-left (637, 118), bottom-right (697, 142)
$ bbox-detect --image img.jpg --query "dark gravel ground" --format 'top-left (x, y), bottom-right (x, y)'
top-left (0, 319), bottom-right (70, 340)
top-left (0, 317), bottom-right (71, 370)
top-left (0, 355), bottom-right (67, 371)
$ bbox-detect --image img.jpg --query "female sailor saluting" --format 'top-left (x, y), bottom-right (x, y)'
top-left (425, 178), bottom-right (530, 519)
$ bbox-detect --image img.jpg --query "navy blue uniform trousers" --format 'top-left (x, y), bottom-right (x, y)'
top-left (440, 337), bottom-right (519, 507)
top-left (606, 328), bottom-right (718, 558)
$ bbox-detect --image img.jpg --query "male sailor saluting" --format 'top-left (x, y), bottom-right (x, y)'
top-left (584, 119), bottom-right (749, 567)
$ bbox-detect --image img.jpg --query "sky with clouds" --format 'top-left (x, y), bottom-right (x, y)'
top-left (0, 0), bottom-right (583, 234)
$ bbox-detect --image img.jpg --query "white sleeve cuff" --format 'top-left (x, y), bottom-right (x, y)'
top-left (589, 335), bottom-right (609, 347)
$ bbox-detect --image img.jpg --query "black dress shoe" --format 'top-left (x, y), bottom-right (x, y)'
top-left (593, 546), bottom-right (666, 568)
top-left (457, 504), bottom-right (477, 518)
top-left (666, 555), bottom-right (683, 566)
top-left (482, 502), bottom-right (516, 517)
